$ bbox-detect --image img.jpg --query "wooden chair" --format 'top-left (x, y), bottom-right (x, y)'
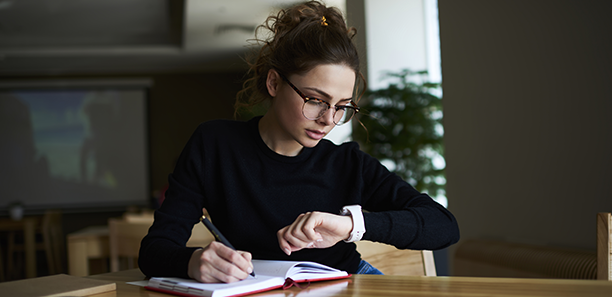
top-left (108, 217), bottom-right (148, 272)
top-left (454, 238), bottom-right (597, 279)
top-left (597, 212), bottom-right (611, 280)
top-left (40, 210), bottom-right (65, 275)
top-left (356, 241), bottom-right (436, 276)
top-left (6, 210), bottom-right (65, 279)
top-left (108, 211), bottom-right (215, 272)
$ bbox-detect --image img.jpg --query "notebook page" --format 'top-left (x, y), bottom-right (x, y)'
top-left (148, 275), bottom-right (282, 297)
top-left (251, 260), bottom-right (348, 281)
top-left (286, 262), bottom-right (348, 281)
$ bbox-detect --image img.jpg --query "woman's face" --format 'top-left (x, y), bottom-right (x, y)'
top-left (267, 64), bottom-right (356, 152)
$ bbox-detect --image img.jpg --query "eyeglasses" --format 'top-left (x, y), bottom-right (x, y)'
top-left (279, 74), bottom-right (360, 126)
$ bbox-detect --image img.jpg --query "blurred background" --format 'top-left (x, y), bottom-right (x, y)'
top-left (0, 0), bottom-right (610, 283)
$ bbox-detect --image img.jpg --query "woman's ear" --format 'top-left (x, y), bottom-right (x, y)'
top-left (266, 69), bottom-right (280, 97)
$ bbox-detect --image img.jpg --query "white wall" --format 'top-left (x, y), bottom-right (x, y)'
top-left (365, 0), bottom-right (429, 89)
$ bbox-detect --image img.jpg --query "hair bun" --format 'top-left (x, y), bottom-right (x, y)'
top-left (235, 0), bottom-right (365, 117)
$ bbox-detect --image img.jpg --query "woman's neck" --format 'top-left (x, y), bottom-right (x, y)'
top-left (258, 113), bottom-right (304, 157)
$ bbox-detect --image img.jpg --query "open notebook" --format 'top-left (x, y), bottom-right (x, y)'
top-left (145, 260), bottom-right (350, 297)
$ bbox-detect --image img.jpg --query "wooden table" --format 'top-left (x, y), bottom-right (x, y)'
top-left (86, 268), bottom-right (612, 297)
top-left (67, 226), bottom-right (109, 276)
top-left (0, 217), bottom-right (39, 278)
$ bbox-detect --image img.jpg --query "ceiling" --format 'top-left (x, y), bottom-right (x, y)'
top-left (0, 0), bottom-right (343, 76)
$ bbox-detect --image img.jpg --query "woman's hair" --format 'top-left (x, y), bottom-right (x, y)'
top-left (235, 0), bottom-right (365, 117)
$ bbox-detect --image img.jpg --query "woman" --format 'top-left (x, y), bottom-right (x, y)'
top-left (139, 0), bottom-right (459, 283)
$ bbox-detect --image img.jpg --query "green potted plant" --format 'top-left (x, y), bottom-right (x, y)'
top-left (353, 69), bottom-right (445, 202)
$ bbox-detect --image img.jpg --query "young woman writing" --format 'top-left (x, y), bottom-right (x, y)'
top-left (139, 0), bottom-right (459, 283)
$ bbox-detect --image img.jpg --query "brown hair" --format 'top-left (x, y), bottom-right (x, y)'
top-left (235, 0), bottom-right (365, 117)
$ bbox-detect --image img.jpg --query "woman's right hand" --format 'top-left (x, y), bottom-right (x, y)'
top-left (187, 241), bottom-right (254, 283)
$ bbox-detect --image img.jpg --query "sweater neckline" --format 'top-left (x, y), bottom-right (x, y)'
top-left (249, 116), bottom-right (313, 163)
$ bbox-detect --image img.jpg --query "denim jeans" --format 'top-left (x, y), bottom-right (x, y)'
top-left (356, 260), bottom-right (384, 275)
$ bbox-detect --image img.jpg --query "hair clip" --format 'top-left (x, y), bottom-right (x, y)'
top-left (321, 16), bottom-right (328, 26)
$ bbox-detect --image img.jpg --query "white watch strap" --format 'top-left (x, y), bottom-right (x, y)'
top-left (340, 205), bottom-right (365, 242)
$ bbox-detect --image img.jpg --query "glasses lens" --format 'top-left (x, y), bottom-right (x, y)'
top-left (303, 100), bottom-right (327, 120)
top-left (334, 107), bottom-right (355, 125)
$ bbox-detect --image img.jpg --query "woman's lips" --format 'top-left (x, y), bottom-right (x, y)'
top-left (306, 129), bottom-right (326, 140)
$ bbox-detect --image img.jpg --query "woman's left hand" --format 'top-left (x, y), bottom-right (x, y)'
top-left (277, 211), bottom-right (353, 255)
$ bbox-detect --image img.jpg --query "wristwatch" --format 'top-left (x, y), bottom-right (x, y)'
top-left (340, 205), bottom-right (365, 242)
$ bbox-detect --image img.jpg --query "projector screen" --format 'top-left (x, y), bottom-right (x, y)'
top-left (0, 82), bottom-right (149, 212)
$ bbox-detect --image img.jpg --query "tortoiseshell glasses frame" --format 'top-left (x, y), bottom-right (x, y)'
top-left (279, 73), bottom-right (360, 125)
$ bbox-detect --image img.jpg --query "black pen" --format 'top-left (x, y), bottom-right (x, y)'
top-left (200, 215), bottom-right (256, 278)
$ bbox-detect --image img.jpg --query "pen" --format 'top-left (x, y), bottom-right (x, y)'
top-left (200, 215), bottom-right (256, 278)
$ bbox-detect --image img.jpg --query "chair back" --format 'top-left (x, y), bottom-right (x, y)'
top-left (108, 212), bottom-right (215, 272)
top-left (356, 241), bottom-right (436, 276)
top-left (454, 238), bottom-right (596, 279)
top-left (597, 212), bottom-right (611, 280)
top-left (41, 210), bottom-right (65, 275)
top-left (108, 217), bottom-right (150, 272)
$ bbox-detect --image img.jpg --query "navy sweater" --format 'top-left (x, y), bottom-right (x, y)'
top-left (139, 117), bottom-right (459, 277)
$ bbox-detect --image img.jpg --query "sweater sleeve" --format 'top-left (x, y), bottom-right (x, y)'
top-left (357, 150), bottom-right (459, 250)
